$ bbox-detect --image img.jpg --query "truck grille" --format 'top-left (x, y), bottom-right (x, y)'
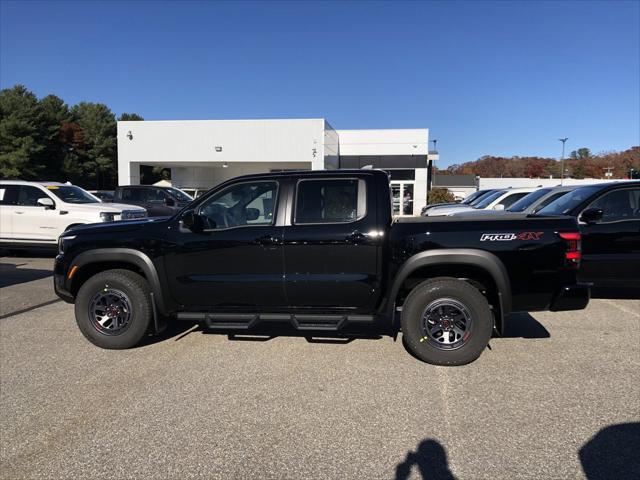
top-left (121, 210), bottom-right (147, 220)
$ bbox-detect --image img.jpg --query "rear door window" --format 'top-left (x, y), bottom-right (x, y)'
top-left (294, 178), bottom-right (366, 224)
top-left (0, 185), bottom-right (20, 205)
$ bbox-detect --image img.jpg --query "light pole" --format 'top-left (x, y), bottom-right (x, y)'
top-left (427, 139), bottom-right (438, 199)
top-left (558, 138), bottom-right (568, 185)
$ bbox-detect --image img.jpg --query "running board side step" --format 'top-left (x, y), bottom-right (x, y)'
top-left (175, 312), bottom-right (375, 331)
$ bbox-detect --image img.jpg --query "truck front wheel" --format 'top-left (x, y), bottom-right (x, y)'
top-left (74, 269), bottom-right (152, 349)
top-left (401, 278), bottom-right (493, 366)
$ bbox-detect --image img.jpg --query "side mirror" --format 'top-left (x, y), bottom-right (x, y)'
top-left (246, 208), bottom-right (260, 221)
top-left (580, 208), bottom-right (603, 224)
top-left (37, 197), bottom-right (55, 209)
top-left (493, 204), bottom-right (505, 211)
top-left (164, 197), bottom-right (176, 207)
top-left (181, 210), bottom-right (204, 232)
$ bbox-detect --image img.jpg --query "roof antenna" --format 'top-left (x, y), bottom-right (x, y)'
top-left (361, 165), bottom-right (374, 169)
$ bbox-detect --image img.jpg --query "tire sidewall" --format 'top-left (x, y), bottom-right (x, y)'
top-left (75, 271), bottom-right (150, 349)
top-left (401, 280), bottom-right (493, 366)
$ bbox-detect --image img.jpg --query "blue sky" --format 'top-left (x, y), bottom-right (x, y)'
top-left (1, 0), bottom-right (638, 166)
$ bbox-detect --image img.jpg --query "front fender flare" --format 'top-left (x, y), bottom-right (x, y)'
top-left (72, 248), bottom-right (170, 317)
top-left (385, 248), bottom-right (512, 318)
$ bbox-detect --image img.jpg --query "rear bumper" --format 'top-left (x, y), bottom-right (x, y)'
top-left (549, 283), bottom-right (591, 312)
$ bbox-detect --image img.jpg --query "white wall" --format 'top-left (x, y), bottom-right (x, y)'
top-left (336, 129), bottom-right (429, 156)
top-left (117, 119), bottom-right (326, 185)
top-left (169, 162), bottom-right (310, 189)
top-left (323, 120), bottom-right (339, 170)
top-left (414, 169), bottom-right (428, 215)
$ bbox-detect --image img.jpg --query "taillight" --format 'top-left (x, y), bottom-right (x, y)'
top-left (558, 232), bottom-right (581, 267)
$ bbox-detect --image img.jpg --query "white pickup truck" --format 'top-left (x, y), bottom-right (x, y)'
top-left (0, 181), bottom-right (146, 250)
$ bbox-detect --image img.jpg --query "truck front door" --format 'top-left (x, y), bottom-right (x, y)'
top-left (164, 180), bottom-right (286, 308)
top-left (282, 176), bottom-right (382, 311)
top-left (579, 186), bottom-right (640, 286)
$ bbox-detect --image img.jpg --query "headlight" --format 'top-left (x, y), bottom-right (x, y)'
top-left (58, 235), bottom-right (76, 254)
top-left (100, 212), bottom-right (116, 222)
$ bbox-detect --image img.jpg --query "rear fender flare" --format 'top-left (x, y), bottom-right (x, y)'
top-left (385, 248), bottom-right (512, 321)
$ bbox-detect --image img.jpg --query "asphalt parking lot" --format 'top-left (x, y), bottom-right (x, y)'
top-left (1, 254), bottom-right (639, 480)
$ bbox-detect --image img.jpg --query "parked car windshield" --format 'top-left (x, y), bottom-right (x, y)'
top-left (472, 190), bottom-right (505, 209)
top-left (167, 187), bottom-right (193, 202)
top-left (536, 185), bottom-right (603, 215)
top-left (507, 188), bottom-right (551, 212)
top-left (468, 189), bottom-right (499, 206)
top-left (46, 185), bottom-right (100, 204)
top-left (461, 190), bottom-right (486, 204)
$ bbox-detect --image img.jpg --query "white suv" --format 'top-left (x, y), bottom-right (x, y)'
top-left (424, 187), bottom-right (538, 216)
top-left (0, 181), bottom-right (147, 249)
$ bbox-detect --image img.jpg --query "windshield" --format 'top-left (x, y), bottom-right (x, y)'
top-left (461, 190), bottom-right (485, 204)
top-left (46, 185), bottom-right (100, 204)
top-left (167, 187), bottom-right (193, 202)
top-left (536, 185), bottom-right (603, 215)
top-left (473, 190), bottom-right (505, 209)
top-left (507, 188), bottom-right (551, 212)
top-left (468, 190), bottom-right (498, 206)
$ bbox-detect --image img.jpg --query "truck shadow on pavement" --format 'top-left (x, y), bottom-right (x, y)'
top-left (0, 262), bottom-right (52, 288)
top-left (591, 287), bottom-right (640, 300)
top-left (500, 312), bottom-right (550, 339)
top-left (579, 422), bottom-right (640, 480)
top-left (395, 439), bottom-right (456, 480)
top-left (142, 313), bottom-right (550, 348)
top-left (140, 321), bottom-right (384, 347)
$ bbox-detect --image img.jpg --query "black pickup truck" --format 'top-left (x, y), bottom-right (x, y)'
top-left (54, 170), bottom-right (590, 365)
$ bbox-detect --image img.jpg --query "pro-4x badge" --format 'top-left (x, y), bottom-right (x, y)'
top-left (480, 232), bottom-right (544, 241)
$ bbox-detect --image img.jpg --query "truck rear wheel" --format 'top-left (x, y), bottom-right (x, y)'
top-left (74, 269), bottom-right (152, 349)
top-left (401, 278), bottom-right (493, 366)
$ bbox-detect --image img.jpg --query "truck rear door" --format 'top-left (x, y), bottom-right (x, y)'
top-left (282, 174), bottom-right (383, 310)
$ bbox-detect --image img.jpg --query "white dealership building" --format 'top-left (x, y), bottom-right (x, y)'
top-left (117, 119), bottom-right (430, 215)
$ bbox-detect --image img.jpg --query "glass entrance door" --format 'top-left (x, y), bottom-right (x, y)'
top-left (391, 181), bottom-right (415, 216)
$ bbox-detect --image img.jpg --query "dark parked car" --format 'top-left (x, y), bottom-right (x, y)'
top-left (55, 170), bottom-right (589, 366)
top-left (536, 181), bottom-right (640, 288)
top-left (113, 185), bottom-right (193, 217)
top-left (88, 190), bottom-right (115, 202)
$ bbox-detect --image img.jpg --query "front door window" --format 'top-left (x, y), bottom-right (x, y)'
top-left (199, 181), bottom-right (278, 229)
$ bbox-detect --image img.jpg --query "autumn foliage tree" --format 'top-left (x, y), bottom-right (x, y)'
top-left (427, 187), bottom-right (455, 204)
top-left (444, 147), bottom-right (640, 180)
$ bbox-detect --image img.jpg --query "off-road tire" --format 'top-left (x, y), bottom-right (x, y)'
top-left (401, 277), bottom-right (493, 366)
top-left (75, 269), bottom-right (152, 349)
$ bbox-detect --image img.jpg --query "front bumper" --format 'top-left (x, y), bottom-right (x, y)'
top-left (549, 283), bottom-right (591, 312)
top-left (53, 255), bottom-right (74, 303)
